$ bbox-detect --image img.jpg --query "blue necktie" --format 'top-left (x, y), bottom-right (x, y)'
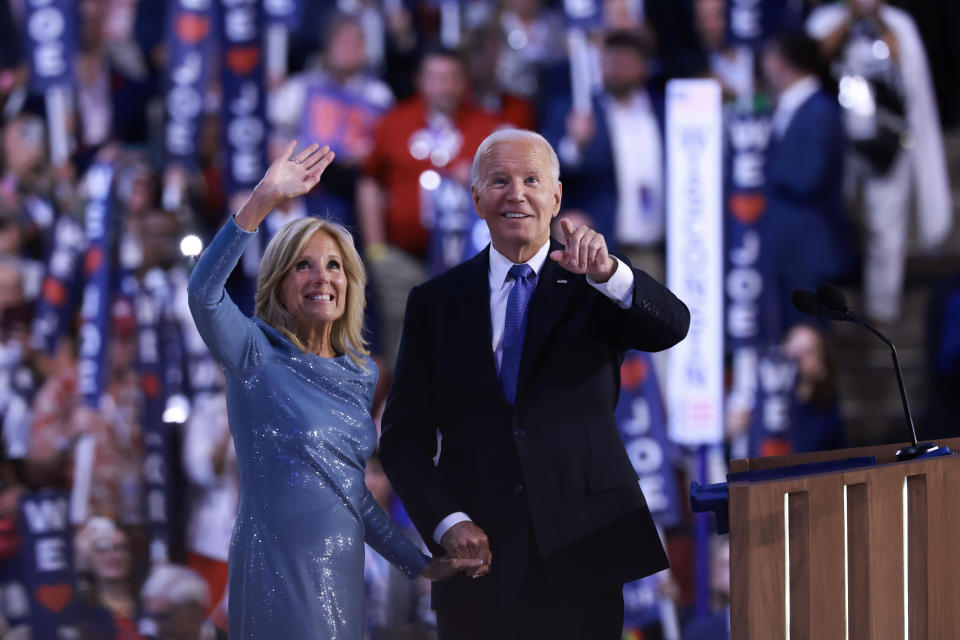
top-left (500, 264), bottom-right (535, 404)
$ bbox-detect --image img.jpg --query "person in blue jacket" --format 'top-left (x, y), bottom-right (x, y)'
top-left (186, 141), bottom-right (480, 640)
top-left (761, 31), bottom-right (854, 333)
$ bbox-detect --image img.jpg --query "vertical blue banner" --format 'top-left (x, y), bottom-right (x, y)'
top-left (77, 164), bottom-right (115, 408)
top-left (219, 0), bottom-right (268, 198)
top-left (164, 0), bottom-right (214, 168)
top-left (723, 107), bottom-right (793, 457)
top-left (422, 177), bottom-right (488, 276)
top-left (134, 271), bottom-right (172, 562)
top-left (22, 0), bottom-right (76, 92)
top-left (747, 345), bottom-right (796, 457)
top-left (617, 352), bottom-right (679, 633)
top-left (616, 351), bottom-right (681, 528)
top-left (17, 491), bottom-right (79, 637)
top-left (32, 215), bottom-right (86, 355)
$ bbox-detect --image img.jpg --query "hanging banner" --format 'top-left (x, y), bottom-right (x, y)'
top-left (22, 0), bottom-right (76, 92)
top-left (219, 0), bottom-right (267, 198)
top-left (616, 351), bottom-right (682, 528)
top-left (77, 164), bottom-right (115, 408)
top-left (17, 490), bottom-right (79, 638)
top-left (32, 215), bottom-right (86, 355)
top-left (665, 79), bottom-right (724, 445)
top-left (133, 270), bottom-right (179, 562)
top-left (422, 175), bottom-right (488, 275)
top-left (724, 107), bottom-right (786, 456)
top-left (164, 0), bottom-right (214, 168)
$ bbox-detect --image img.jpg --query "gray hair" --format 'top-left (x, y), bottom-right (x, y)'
top-left (141, 564), bottom-right (210, 608)
top-left (470, 129), bottom-right (560, 187)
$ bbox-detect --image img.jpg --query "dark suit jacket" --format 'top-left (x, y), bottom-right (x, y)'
top-left (764, 89), bottom-right (853, 330)
top-left (379, 241), bottom-right (690, 611)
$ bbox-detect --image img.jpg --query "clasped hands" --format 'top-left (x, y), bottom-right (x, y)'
top-left (421, 521), bottom-right (492, 581)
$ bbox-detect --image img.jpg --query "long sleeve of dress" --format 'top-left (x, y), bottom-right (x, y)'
top-left (359, 488), bottom-right (429, 580)
top-left (186, 218), bottom-right (262, 378)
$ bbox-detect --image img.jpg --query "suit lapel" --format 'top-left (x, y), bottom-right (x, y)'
top-left (454, 248), bottom-right (502, 395)
top-left (517, 240), bottom-right (572, 395)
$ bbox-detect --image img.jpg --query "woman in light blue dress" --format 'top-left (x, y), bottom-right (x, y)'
top-left (187, 141), bottom-right (482, 639)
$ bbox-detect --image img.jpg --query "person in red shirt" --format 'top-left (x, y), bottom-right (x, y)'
top-left (358, 48), bottom-right (499, 376)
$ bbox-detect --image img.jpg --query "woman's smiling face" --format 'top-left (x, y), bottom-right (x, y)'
top-left (279, 231), bottom-right (348, 334)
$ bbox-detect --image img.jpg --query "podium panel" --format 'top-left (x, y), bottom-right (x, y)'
top-left (729, 440), bottom-right (960, 639)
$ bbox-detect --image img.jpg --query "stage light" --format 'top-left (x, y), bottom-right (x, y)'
top-left (419, 170), bottom-right (441, 191)
top-left (180, 234), bottom-right (203, 258)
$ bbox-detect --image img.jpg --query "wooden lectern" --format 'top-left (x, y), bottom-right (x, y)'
top-left (728, 437), bottom-right (960, 639)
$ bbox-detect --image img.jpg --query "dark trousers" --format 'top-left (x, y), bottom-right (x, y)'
top-left (436, 524), bottom-right (625, 640)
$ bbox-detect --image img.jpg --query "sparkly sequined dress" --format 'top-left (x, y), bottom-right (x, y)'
top-left (187, 219), bottom-right (428, 639)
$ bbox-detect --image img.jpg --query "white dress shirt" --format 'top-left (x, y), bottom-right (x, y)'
top-left (605, 91), bottom-right (664, 247)
top-left (432, 240), bottom-right (636, 543)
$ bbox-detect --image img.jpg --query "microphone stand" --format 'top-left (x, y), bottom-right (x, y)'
top-left (848, 311), bottom-right (938, 460)
top-left (797, 285), bottom-right (942, 461)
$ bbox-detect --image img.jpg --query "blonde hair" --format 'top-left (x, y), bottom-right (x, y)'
top-left (254, 217), bottom-right (369, 368)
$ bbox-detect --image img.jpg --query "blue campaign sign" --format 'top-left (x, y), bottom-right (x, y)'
top-left (133, 274), bottom-right (172, 561)
top-left (22, 0), bottom-right (76, 92)
top-left (622, 572), bottom-right (667, 632)
top-left (17, 490), bottom-right (80, 637)
top-left (32, 215), bottom-right (86, 355)
top-left (264, 0), bottom-right (302, 28)
top-left (616, 351), bottom-right (682, 528)
top-left (424, 177), bottom-right (488, 275)
top-left (299, 82), bottom-right (388, 161)
top-left (77, 164), bottom-right (115, 408)
top-left (563, 0), bottom-right (603, 30)
top-left (164, 0), bottom-right (214, 167)
top-left (725, 0), bottom-right (798, 47)
top-left (219, 0), bottom-right (267, 197)
top-left (725, 108), bottom-right (777, 350)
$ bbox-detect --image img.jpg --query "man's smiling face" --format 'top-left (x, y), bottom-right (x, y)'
top-left (472, 137), bottom-right (562, 262)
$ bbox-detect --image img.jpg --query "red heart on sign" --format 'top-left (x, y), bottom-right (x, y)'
top-left (84, 246), bottom-right (103, 275)
top-left (619, 355), bottom-right (648, 389)
top-left (36, 583), bottom-right (73, 613)
top-left (42, 277), bottom-right (67, 306)
top-left (226, 46), bottom-right (260, 75)
top-left (729, 193), bottom-right (767, 225)
top-left (175, 13), bottom-right (210, 45)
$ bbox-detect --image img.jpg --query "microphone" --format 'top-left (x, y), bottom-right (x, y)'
top-left (790, 288), bottom-right (848, 322)
top-left (792, 285), bottom-right (939, 461)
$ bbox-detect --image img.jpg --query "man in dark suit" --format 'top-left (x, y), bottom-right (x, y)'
top-left (761, 31), bottom-right (853, 333)
top-left (543, 30), bottom-right (666, 269)
top-left (379, 129), bottom-right (689, 638)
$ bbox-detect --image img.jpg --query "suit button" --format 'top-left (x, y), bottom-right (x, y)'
top-left (514, 429), bottom-right (526, 439)
top-left (513, 484), bottom-right (524, 494)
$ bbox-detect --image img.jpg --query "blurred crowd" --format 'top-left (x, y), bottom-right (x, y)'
top-left (0, 0), bottom-right (959, 638)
